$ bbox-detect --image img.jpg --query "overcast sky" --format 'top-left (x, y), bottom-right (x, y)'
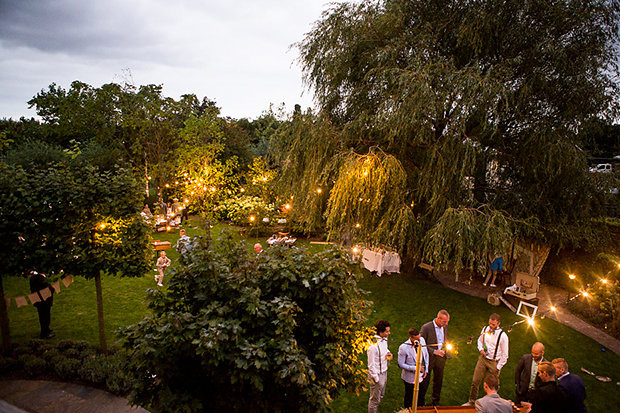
top-left (0, 0), bottom-right (342, 120)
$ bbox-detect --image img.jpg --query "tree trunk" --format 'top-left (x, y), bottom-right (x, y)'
top-left (0, 275), bottom-right (12, 354)
top-left (95, 271), bottom-right (107, 353)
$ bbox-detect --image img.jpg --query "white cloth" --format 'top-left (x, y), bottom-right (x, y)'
top-left (362, 249), bottom-right (401, 276)
top-left (367, 335), bottom-right (390, 382)
top-left (477, 326), bottom-right (509, 371)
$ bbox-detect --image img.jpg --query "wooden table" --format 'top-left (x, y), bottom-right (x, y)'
top-left (151, 241), bottom-right (171, 250)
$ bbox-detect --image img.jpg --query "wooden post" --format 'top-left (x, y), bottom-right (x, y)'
top-left (411, 340), bottom-right (423, 412)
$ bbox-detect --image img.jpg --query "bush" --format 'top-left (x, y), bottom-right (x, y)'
top-left (214, 195), bottom-right (279, 226)
top-left (119, 234), bottom-right (371, 412)
top-left (0, 339), bottom-right (132, 396)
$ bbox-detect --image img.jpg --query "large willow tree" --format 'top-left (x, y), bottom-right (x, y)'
top-left (276, 0), bottom-right (620, 271)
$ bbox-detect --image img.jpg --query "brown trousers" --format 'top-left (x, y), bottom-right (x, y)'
top-left (469, 355), bottom-right (499, 402)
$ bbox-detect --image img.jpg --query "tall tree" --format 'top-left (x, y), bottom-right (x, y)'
top-left (279, 0), bottom-right (620, 270)
top-left (0, 140), bottom-right (151, 352)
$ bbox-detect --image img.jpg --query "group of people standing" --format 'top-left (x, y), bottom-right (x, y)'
top-left (367, 310), bottom-right (587, 413)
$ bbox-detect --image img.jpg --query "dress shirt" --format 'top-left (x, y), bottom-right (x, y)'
top-left (529, 359), bottom-right (541, 389)
top-left (368, 335), bottom-right (390, 382)
top-left (477, 326), bottom-right (509, 370)
top-left (433, 320), bottom-right (445, 350)
top-left (398, 337), bottom-right (429, 384)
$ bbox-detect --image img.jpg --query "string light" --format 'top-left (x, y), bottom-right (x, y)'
top-left (527, 318), bottom-right (535, 326)
top-left (550, 306), bottom-right (557, 311)
top-left (99, 223), bottom-right (106, 230)
top-left (165, 184), bottom-right (169, 188)
top-left (284, 204), bottom-right (291, 210)
top-left (582, 291), bottom-right (590, 298)
top-left (601, 279), bottom-right (608, 284)
top-left (355, 223), bottom-right (361, 228)
top-left (446, 343), bottom-right (453, 351)
top-left (568, 274), bottom-right (576, 280)
top-left (317, 188), bottom-right (322, 194)
top-left (249, 215), bottom-right (255, 222)
top-left (352, 246), bottom-right (360, 253)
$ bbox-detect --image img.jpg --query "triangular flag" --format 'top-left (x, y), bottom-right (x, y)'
top-left (15, 296), bottom-right (28, 308)
top-left (62, 274), bottom-right (74, 288)
top-left (5, 298), bottom-right (10, 308)
top-left (52, 281), bottom-right (61, 294)
top-left (27, 292), bottom-right (41, 305)
top-left (40, 288), bottom-right (51, 301)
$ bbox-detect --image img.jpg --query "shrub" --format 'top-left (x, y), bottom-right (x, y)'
top-left (119, 234), bottom-right (371, 412)
top-left (214, 195), bottom-right (279, 226)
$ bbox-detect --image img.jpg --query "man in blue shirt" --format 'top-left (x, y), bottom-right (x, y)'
top-left (553, 358), bottom-right (587, 413)
top-left (398, 327), bottom-right (429, 409)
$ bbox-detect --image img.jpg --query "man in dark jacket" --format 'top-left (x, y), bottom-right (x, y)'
top-left (553, 358), bottom-right (587, 413)
top-left (521, 361), bottom-right (567, 413)
top-left (418, 309), bottom-right (450, 406)
top-left (514, 342), bottom-right (546, 404)
top-left (29, 271), bottom-right (55, 339)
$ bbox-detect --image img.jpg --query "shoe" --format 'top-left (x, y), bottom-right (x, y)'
top-left (482, 283), bottom-right (487, 286)
top-left (43, 333), bottom-right (55, 339)
top-left (490, 284), bottom-right (497, 287)
top-left (157, 283), bottom-right (163, 287)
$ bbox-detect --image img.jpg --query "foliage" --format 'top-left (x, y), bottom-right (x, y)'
top-left (284, 0), bottom-right (620, 270)
top-left (0, 140), bottom-right (151, 351)
top-left (118, 235), bottom-right (371, 412)
top-left (214, 195), bottom-right (279, 227)
top-left (0, 339), bottom-right (132, 394)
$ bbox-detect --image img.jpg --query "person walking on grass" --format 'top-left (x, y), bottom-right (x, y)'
top-left (419, 309), bottom-right (451, 406)
top-left (155, 250), bottom-right (171, 287)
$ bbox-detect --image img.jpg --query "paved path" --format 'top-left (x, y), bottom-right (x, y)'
top-left (0, 380), bottom-right (149, 413)
top-left (430, 269), bottom-right (620, 355)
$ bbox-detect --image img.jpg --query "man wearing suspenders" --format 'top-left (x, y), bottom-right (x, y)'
top-left (466, 313), bottom-right (509, 405)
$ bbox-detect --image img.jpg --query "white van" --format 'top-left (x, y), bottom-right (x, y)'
top-left (589, 163), bottom-right (613, 173)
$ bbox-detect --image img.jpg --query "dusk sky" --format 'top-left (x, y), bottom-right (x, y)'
top-left (0, 0), bottom-right (343, 120)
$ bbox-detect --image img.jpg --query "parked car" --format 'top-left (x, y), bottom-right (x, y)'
top-left (589, 163), bottom-right (613, 173)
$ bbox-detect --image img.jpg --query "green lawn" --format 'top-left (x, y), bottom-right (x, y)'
top-left (4, 219), bottom-right (619, 411)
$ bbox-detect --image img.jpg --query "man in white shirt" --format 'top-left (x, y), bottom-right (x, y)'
top-left (368, 319), bottom-right (392, 413)
top-left (398, 327), bottom-right (429, 409)
top-left (467, 313), bottom-right (509, 405)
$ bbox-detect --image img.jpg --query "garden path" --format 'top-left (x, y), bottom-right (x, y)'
top-left (430, 269), bottom-right (620, 355)
top-left (0, 379), bottom-right (148, 413)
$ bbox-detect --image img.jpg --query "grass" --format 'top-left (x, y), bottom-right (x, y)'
top-left (331, 272), bottom-right (620, 412)
top-left (3, 218), bottom-right (619, 411)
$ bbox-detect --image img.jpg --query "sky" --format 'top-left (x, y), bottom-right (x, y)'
top-left (0, 0), bottom-right (343, 120)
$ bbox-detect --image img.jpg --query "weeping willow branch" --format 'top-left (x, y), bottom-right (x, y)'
top-left (422, 206), bottom-right (537, 281)
top-left (325, 148), bottom-right (415, 252)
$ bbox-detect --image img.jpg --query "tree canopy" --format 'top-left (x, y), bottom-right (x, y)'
top-left (277, 0), bottom-right (620, 268)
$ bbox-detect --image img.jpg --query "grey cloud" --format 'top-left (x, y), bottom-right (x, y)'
top-left (0, 0), bottom-right (157, 59)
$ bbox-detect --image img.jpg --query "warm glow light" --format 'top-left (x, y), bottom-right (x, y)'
top-left (355, 223), bottom-right (361, 228)
top-left (240, 188), bottom-right (245, 192)
top-left (550, 306), bottom-right (557, 311)
top-left (363, 171), bottom-right (368, 176)
top-left (210, 187), bottom-right (216, 192)
top-left (183, 173), bottom-right (188, 177)
top-left (446, 343), bottom-right (453, 351)
top-left (582, 291), bottom-right (590, 298)
top-left (147, 176), bottom-right (152, 180)
top-left (249, 215), bottom-right (255, 222)
top-left (184, 199), bottom-right (189, 204)
top-left (262, 177), bottom-right (267, 182)
top-left (175, 181), bottom-right (179, 185)
top-left (601, 279), bottom-right (608, 284)
top-left (99, 223), bottom-right (106, 230)
top-left (165, 184), bottom-right (169, 188)
top-left (568, 274), bottom-right (576, 280)
top-left (317, 188), bottom-right (322, 193)
top-left (352, 247), bottom-right (360, 253)
top-left (284, 204), bottom-right (291, 210)
top-left (527, 318), bottom-right (535, 326)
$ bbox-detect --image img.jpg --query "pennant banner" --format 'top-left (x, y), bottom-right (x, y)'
top-left (27, 292), bottom-right (41, 305)
top-left (62, 275), bottom-right (74, 288)
top-left (40, 287), bottom-right (52, 301)
top-left (15, 296), bottom-right (28, 308)
top-left (52, 281), bottom-right (61, 294)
